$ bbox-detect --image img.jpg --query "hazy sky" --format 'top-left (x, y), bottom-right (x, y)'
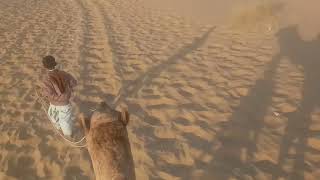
top-left (143, 0), bottom-right (320, 39)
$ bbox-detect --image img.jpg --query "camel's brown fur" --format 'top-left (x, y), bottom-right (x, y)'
top-left (79, 102), bottom-right (136, 180)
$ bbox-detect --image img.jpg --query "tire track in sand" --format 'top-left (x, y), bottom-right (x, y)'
top-left (74, 0), bottom-right (121, 115)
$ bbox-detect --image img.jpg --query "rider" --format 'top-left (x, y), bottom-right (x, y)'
top-left (40, 55), bottom-right (77, 138)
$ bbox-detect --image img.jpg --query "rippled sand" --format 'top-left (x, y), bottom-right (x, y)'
top-left (0, 0), bottom-right (319, 179)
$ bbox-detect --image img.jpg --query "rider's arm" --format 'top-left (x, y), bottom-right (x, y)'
top-left (66, 73), bottom-right (77, 89)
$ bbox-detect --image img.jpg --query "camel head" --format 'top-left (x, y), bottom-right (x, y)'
top-left (79, 102), bottom-right (130, 135)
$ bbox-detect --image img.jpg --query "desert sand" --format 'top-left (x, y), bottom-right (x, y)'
top-left (0, 0), bottom-right (320, 179)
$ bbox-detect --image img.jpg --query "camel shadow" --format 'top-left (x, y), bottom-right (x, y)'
top-left (209, 25), bottom-right (320, 180)
top-left (272, 26), bottom-right (320, 180)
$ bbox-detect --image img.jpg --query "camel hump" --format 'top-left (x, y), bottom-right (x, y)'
top-left (96, 101), bottom-right (130, 127)
top-left (88, 102), bottom-right (130, 129)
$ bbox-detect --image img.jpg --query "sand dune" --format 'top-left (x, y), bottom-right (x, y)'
top-left (0, 0), bottom-right (320, 180)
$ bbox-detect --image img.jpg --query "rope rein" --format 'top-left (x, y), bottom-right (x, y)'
top-left (35, 89), bottom-right (87, 148)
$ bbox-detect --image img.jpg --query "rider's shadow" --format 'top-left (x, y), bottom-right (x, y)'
top-left (211, 51), bottom-right (281, 180)
top-left (272, 26), bottom-right (320, 180)
top-left (210, 26), bottom-right (320, 180)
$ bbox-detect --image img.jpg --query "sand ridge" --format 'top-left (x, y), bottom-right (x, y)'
top-left (0, 0), bottom-right (320, 180)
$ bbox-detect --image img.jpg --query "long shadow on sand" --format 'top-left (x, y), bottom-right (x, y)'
top-left (209, 50), bottom-right (281, 180)
top-left (210, 25), bottom-right (320, 180)
top-left (112, 27), bottom-right (215, 107)
top-left (271, 26), bottom-right (320, 180)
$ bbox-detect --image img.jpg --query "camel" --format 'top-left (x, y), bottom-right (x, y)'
top-left (79, 102), bottom-right (136, 180)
